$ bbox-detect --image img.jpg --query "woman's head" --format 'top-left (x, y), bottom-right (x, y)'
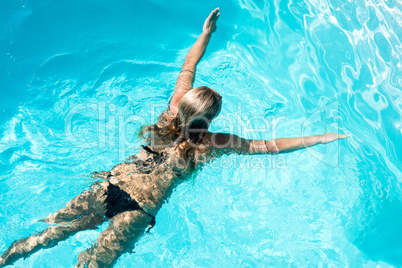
top-left (177, 86), bottom-right (222, 132)
top-left (139, 86), bottom-right (221, 172)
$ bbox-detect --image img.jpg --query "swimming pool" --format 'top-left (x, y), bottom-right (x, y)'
top-left (1, 0), bottom-right (402, 266)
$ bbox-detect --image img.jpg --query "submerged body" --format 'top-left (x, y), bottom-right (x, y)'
top-left (99, 110), bottom-right (196, 217)
top-left (0, 110), bottom-right (212, 267)
top-left (0, 8), bottom-right (350, 267)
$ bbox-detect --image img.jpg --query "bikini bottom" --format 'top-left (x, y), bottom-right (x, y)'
top-left (103, 182), bottom-right (156, 232)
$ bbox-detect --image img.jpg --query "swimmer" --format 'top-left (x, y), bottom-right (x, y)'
top-left (0, 7), bottom-right (350, 267)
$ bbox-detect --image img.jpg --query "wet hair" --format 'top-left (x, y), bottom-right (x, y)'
top-left (140, 86), bottom-right (222, 172)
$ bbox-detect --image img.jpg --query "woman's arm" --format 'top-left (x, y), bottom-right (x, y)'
top-left (169, 8), bottom-right (220, 115)
top-left (265, 133), bottom-right (351, 153)
top-left (204, 132), bottom-right (351, 154)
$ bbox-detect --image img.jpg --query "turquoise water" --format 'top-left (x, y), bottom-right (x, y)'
top-left (1, 0), bottom-right (402, 266)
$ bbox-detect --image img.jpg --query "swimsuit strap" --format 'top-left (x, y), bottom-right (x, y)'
top-left (141, 145), bottom-right (160, 156)
top-left (146, 216), bottom-right (156, 233)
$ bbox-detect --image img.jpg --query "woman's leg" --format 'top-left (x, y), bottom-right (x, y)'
top-left (44, 181), bottom-right (108, 224)
top-left (75, 210), bottom-right (153, 268)
top-left (0, 213), bottom-right (104, 267)
top-left (0, 183), bottom-right (108, 267)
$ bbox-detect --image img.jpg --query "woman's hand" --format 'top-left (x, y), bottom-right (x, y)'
top-left (321, 133), bottom-right (351, 144)
top-left (203, 8), bottom-right (220, 34)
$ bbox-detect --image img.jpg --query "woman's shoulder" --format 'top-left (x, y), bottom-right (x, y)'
top-left (200, 131), bottom-right (249, 155)
top-left (156, 108), bottom-right (177, 128)
top-left (200, 132), bottom-right (235, 147)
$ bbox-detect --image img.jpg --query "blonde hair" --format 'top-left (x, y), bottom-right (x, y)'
top-left (140, 86), bottom-right (222, 171)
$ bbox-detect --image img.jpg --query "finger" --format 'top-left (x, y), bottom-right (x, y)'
top-left (207, 9), bottom-right (216, 20)
top-left (211, 13), bottom-right (220, 23)
top-left (212, 10), bottom-right (219, 19)
top-left (339, 134), bottom-right (351, 139)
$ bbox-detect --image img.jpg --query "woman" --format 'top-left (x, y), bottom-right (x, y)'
top-left (0, 8), bottom-right (350, 267)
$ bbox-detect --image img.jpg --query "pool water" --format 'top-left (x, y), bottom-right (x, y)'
top-left (1, 0), bottom-right (402, 267)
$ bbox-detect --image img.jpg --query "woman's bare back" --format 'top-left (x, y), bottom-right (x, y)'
top-left (105, 145), bottom-right (187, 216)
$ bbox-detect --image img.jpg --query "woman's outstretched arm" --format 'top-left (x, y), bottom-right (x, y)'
top-left (204, 132), bottom-right (351, 154)
top-left (251, 133), bottom-right (351, 154)
top-left (169, 7), bottom-right (220, 115)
